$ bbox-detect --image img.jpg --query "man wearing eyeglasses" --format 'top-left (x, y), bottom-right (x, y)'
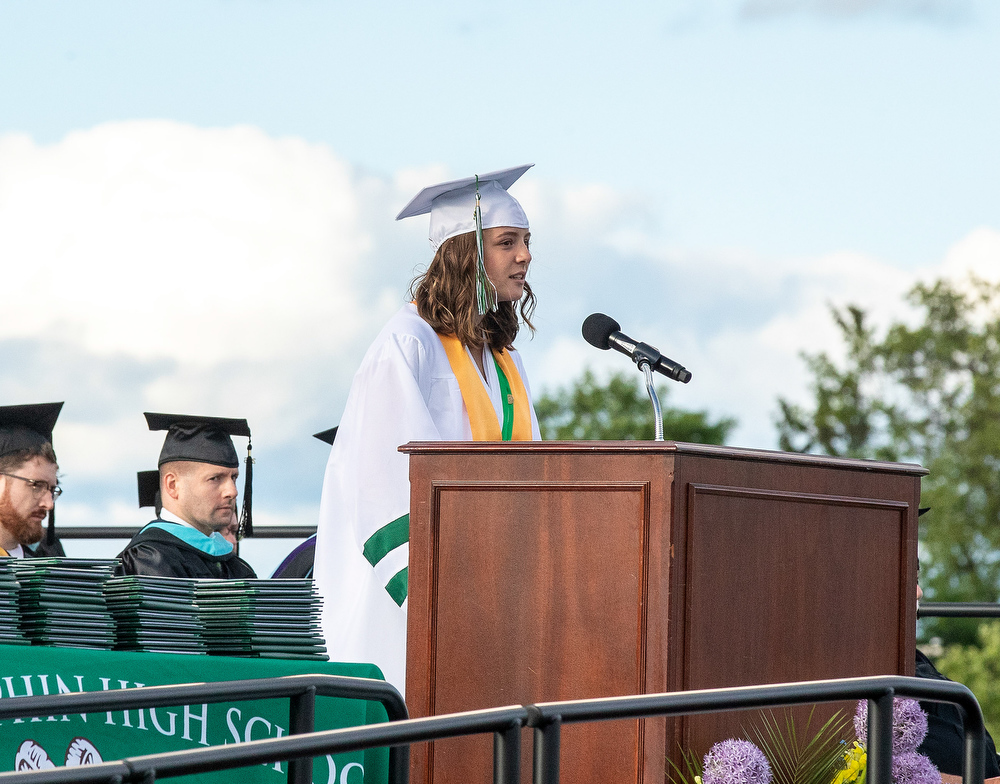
top-left (0, 403), bottom-right (63, 558)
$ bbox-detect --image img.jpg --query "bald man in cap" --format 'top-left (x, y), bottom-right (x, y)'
top-left (0, 403), bottom-right (63, 558)
top-left (118, 413), bottom-right (256, 578)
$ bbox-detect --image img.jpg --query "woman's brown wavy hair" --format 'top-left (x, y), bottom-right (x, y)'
top-left (410, 231), bottom-right (536, 352)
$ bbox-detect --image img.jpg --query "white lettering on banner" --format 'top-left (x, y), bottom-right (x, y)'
top-left (119, 681), bottom-right (136, 728)
top-left (2, 676), bottom-right (41, 723)
top-left (321, 755), bottom-right (338, 784)
top-left (2, 675), bottom-right (33, 698)
top-left (54, 675), bottom-right (85, 694)
top-left (225, 712), bottom-right (288, 773)
top-left (340, 762), bottom-right (364, 784)
top-left (226, 707), bottom-right (242, 744)
top-left (272, 724), bottom-right (285, 773)
top-left (31, 675), bottom-right (67, 723)
top-left (149, 709), bottom-right (177, 737)
top-left (99, 678), bottom-right (115, 725)
top-left (244, 715), bottom-right (272, 742)
top-left (0, 670), bottom-right (372, 781)
top-left (54, 675), bottom-right (87, 723)
top-left (183, 704), bottom-right (209, 746)
top-left (316, 756), bottom-right (366, 784)
top-left (244, 716), bottom-right (286, 772)
top-left (97, 678), bottom-right (151, 727)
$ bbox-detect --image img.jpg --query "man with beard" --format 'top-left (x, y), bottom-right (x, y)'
top-left (0, 403), bottom-right (63, 558)
top-left (118, 413), bottom-right (256, 578)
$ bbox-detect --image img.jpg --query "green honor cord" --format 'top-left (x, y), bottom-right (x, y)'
top-left (492, 353), bottom-right (514, 441)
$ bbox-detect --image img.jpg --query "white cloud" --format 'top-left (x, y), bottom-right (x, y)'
top-left (0, 121), bottom-right (390, 365)
top-left (938, 226), bottom-right (1000, 284)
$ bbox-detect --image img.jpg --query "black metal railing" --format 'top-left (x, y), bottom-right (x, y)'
top-left (49, 527), bottom-right (317, 540)
top-left (0, 673), bottom-right (407, 784)
top-left (0, 675), bottom-right (987, 784)
top-left (527, 675), bottom-right (984, 784)
top-left (920, 602), bottom-right (1000, 619)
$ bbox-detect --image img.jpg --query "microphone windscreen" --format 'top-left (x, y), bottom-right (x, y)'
top-left (582, 313), bottom-right (621, 350)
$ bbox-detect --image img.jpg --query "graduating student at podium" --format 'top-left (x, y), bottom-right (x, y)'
top-left (315, 165), bottom-right (542, 691)
top-left (119, 413), bottom-right (257, 579)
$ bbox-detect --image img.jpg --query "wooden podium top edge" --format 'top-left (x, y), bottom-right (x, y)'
top-left (398, 440), bottom-right (928, 476)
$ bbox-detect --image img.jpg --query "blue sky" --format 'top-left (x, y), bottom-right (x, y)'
top-left (5, 0), bottom-right (997, 262)
top-left (1, 0), bottom-right (998, 573)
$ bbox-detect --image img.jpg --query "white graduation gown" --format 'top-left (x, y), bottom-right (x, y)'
top-left (314, 303), bottom-right (540, 693)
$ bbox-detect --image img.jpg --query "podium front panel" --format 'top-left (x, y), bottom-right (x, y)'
top-left (678, 482), bottom-right (911, 750)
top-left (410, 476), bottom-right (665, 784)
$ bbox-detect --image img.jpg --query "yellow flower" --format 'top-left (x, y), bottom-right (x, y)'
top-left (832, 742), bottom-right (867, 784)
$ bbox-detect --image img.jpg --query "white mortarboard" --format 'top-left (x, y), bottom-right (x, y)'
top-left (396, 164), bottom-right (533, 251)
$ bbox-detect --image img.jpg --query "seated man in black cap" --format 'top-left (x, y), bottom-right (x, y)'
top-left (118, 413), bottom-right (256, 578)
top-left (0, 403), bottom-right (64, 558)
top-left (915, 579), bottom-right (1000, 778)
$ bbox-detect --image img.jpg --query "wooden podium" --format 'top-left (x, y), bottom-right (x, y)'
top-left (401, 441), bottom-right (924, 784)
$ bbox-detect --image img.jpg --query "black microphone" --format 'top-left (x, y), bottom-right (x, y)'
top-left (582, 313), bottom-right (692, 384)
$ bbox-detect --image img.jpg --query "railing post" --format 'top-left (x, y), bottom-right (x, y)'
top-left (532, 716), bottom-right (561, 784)
top-left (388, 744), bottom-right (410, 784)
top-left (288, 686), bottom-right (317, 784)
top-left (867, 691), bottom-right (894, 784)
top-left (494, 722), bottom-right (521, 784)
top-left (962, 707), bottom-right (987, 784)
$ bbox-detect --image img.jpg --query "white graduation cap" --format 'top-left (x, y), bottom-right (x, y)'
top-left (396, 164), bottom-right (533, 251)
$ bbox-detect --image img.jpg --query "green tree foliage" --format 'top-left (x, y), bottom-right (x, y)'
top-left (776, 276), bottom-right (1000, 645)
top-left (536, 369), bottom-right (737, 443)
top-left (936, 621), bottom-right (1000, 742)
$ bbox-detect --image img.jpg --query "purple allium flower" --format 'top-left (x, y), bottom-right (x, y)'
top-left (702, 739), bottom-right (772, 784)
top-left (853, 697), bottom-right (929, 753)
top-left (892, 751), bottom-right (940, 784)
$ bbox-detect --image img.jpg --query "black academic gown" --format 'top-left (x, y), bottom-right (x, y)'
top-left (26, 538), bottom-right (66, 558)
top-left (916, 649), bottom-right (1000, 777)
top-left (118, 521), bottom-right (257, 579)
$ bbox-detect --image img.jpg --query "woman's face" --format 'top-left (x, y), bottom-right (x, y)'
top-left (483, 226), bottom-right (531, 302)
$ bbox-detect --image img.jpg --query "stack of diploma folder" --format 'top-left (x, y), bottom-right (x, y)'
top-left (0, 558), bottom-right (30, 646)
top-left (103, 575), bottom-right (327, 659)
top-left (194, 579), bottom-right (327, 660)
top-left (105, 575), bottom-right (208, 654)
top-left (12, 558), bottom-right (119, 649)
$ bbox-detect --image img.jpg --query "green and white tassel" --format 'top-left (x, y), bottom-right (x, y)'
top-left (473, 175), bottom-right (498, 315)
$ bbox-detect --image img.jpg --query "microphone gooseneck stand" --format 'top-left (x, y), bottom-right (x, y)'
top-left (639, 360), bottom-right (665, 441)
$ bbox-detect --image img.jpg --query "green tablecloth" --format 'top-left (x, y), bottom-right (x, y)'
top-left (0, 645), bottom-right (389, 784)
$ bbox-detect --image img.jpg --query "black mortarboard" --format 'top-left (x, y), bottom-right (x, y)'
top-left (144, 412), bottom-right (254, 538)
top-left (0, 402), bottom-right (63, 459)
top-left (0, 402), bottom-right (63, 547)
top-left (137, 470), bottom-right (160, 510)
top-left (145, 412), bottom-right (249, 468)
top-left (313, 426), bottom-right (338, 445)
